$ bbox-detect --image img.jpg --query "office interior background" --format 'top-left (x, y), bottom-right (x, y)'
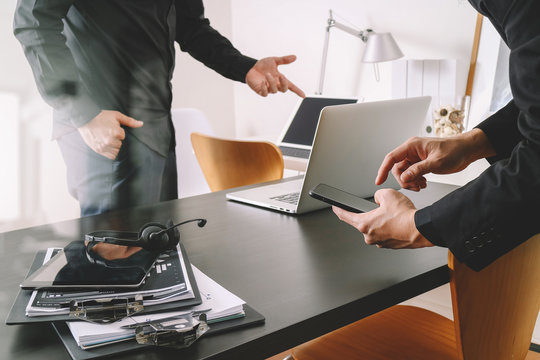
top-left (1, 0), bottom-right (481, 233)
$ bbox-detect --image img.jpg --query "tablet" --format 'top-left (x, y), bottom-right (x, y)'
top-left (20, 241), bottom-right (158, 289)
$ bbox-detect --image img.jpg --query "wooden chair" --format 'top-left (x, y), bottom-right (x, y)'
top-left (285, 234), bottom-right (540, 360)
top-left (190, 132), bottom-right (284, 192)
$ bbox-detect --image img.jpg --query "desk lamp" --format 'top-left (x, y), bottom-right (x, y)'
top-left (317, 9), bottom-right (404, 94)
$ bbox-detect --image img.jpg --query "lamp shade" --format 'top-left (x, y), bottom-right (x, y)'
top-left (362, 32), bottom-right (404, 63)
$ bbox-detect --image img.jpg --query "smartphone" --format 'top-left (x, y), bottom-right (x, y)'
top-left (309, 183), bottom-right (379, 213)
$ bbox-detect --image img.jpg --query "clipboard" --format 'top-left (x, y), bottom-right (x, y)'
top-left (52, 305), bottom-right (265, 360)
top-left (6, 243), bottom-right (202, 325)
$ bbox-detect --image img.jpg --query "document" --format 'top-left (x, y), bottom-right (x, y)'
top-left (67, 266), bottom-right (246, 349)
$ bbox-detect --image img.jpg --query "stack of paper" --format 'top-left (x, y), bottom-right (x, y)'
top-left (26, 246), bottom-right (194, 317)
top-left (67, 266), bottom-right (246, 349)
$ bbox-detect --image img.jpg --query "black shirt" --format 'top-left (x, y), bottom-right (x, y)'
top-left (415, 0), bottom-right (540, 270)
top-left (13, 0), bottom-right (257, 156)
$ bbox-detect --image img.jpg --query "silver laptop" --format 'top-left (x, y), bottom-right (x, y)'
top-left (277, 96), bottom-right (357, 161)
top-left (226, 96), bottom-right (431, 214)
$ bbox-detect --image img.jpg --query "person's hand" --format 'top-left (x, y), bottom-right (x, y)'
top-left (246, 55), bottom-right (305, 98)
top-left (78, 110), bottom-right (144, 160)
top-left (375, 129), bottom-right (496, 191)
top-left (88, 242), bottom-right (142, 260)
top-left (332, 189), bottom-right (433, 249)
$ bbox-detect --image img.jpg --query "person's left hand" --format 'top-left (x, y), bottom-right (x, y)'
top-left (332, 189), bottom-right (434, 249)
top-left (246, 55), bottom-right (305, 98)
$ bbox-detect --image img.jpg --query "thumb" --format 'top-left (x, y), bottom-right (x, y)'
top-left (118, 114), bottom-right (144, 128)
top-left (401, 160), bottom-right (431, 183)
top-left (373, 189), bottom-right (388, 206)
top-left (275, 54), bottom-right (297, 65)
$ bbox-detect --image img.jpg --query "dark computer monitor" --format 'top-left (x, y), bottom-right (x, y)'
top-left (278, 96), bottom-right (357, 159)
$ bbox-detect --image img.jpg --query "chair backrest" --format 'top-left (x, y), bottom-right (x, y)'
top-left (171, 108), bottom-right (214, 198)
top-left (449, 234), bottom-right (540, 360)
top-left (190, 132), bottom-right (284, 192)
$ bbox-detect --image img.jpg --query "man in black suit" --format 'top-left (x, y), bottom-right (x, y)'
top-left (13, 0), bottom-right (304, 217)
top-left (333, 0), bottom-right (540, 271)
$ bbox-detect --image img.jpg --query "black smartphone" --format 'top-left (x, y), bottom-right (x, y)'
top-left (309, 183), bottom-right (379, 213)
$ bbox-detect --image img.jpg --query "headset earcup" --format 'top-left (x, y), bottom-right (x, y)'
top-left (139, 222), bottom-right (169, 251)
top-left (165, 227), bottom-right (180, 250)
top-left (164, 219), bottom-right (180, 250)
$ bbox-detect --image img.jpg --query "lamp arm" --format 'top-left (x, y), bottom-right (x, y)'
top-left (317, 25), bottom-right (331, 94)
top-left (333, 22), bottom-right (371, 42)
top-left (317, 9), bottom-right (373, 94)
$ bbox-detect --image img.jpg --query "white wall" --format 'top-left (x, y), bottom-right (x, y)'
top-left (0, 1), bottom-right (80, 232)
top-left (0, 93), bottom-right (20, 222)
top-left (172, 0), bottom-right (237, 138)
top-left (230, 0), bottom-right (478, 141)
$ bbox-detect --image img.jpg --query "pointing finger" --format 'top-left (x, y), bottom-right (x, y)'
top-left (287, 79), bottom-right (305, 98)
top-left (376, 143), bottom-right (410, 185)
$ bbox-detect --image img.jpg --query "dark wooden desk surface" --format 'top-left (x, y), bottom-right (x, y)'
top-left (0, 180), bottom-right (457, 360)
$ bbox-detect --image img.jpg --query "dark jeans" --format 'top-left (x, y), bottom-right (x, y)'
top-left (57, 131), bottom-right (177, 217)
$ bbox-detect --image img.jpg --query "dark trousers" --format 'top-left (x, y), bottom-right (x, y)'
top-left (57, 130), bottom-right (178, 217)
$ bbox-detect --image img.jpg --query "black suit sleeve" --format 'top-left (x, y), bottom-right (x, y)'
top-left (475, 100), bottom-right (521, 163)
top-left (415, 0), bottom-right (540, 271)
top-left (13, 0), bottom-right (101, 127)
top-left (175, 0), bottom-right (257, 83)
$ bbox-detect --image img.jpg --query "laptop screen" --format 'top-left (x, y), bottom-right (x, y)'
top-left (281, 97), bottom-right (357, 146)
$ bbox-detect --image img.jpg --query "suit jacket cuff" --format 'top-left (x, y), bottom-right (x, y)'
top-left (474, 100), bottom-right (521, 163)
top-left (230, 56), bottom-right (258, 83)
top-left (415, 207), bottom-right (445, 247)
top-left (415, 205), bottom-right (486, 270)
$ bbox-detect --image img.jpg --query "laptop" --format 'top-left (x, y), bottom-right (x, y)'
top-left (226, 96), bottom-right (431, 214)
top-left (277, 96), bottom-right (357, 162)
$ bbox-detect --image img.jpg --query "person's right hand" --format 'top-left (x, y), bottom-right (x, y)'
top-left (375, 129), bottom-right (496, 191)
top-left (78, 110), bottom-right (143, 160)
top-left (246, 55), bottom-right (305, 98)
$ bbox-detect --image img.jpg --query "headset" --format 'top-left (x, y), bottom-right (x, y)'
top-left (85, 218), bottom-right (207, 253)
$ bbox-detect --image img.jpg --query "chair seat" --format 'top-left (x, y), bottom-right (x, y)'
top-left (190, 132), bottom-right (284, 192)
top-left (288, 236), bottom-right (540, 360)
top-left (292, 305), bottom-right (458, 360)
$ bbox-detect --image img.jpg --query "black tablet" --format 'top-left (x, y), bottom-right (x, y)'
top-left (20, 241), bottom-right (158, 289)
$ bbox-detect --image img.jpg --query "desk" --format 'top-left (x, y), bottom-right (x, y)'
top-left (0, 179), bottom-right (456, 360)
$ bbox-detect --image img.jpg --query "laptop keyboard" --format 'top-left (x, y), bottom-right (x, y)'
top-left (279, 146), bottom-right (311, 159)
top-left (270, 192), bottom-right (300, 205)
